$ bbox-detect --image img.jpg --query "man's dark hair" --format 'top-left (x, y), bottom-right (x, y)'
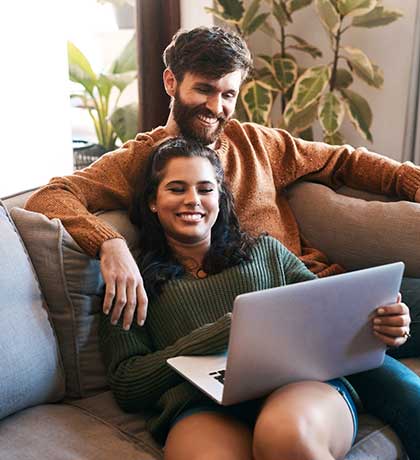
top-left (163, 26), bottom-right (252, 82)
top-left (129, 137), bottom-right (255, 299)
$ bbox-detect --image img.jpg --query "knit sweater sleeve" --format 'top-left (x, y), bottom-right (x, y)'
top-left (99, 313), bottom-right (231, 412)
top-left (245, 123), bottom-right (420, 200)
top-left (24, 133), bottom-right (164, 257)
top-left (267, 237), bottom-right (317, 284)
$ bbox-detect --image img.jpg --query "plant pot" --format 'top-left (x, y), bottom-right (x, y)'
top-left (73, 140), bottom-right (108, 170)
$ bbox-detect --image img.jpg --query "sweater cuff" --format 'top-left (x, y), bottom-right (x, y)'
top-left (177, 313), bottom-right (231, 356)
top-left (82, 224), bottom-right (125, 258)
top-left (397, 162), bottom-right (420, 201)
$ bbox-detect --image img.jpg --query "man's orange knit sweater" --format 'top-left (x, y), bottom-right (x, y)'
top-left (25, 120), bottom-right (420, 277)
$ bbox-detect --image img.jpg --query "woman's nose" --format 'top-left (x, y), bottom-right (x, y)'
top-left (184, 189), bottom-right (200, 206)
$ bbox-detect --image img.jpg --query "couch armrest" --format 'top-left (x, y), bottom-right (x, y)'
top-left (286, 182), bottom-right (420, 278)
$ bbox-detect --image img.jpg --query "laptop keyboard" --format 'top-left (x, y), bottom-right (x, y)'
top-left (209, 369), bottom-right (225, 384)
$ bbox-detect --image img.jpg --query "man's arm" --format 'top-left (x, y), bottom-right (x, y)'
top-left (25, 136), bottom-right (160, 327)
top-left (254, 125), bottom-right (420, 201)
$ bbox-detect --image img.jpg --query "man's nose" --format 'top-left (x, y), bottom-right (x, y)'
top-left (206, 95), bottom-right (223, 116)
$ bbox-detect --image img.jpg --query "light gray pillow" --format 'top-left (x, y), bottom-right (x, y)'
top-left (10, 207), bottom-right (139, 399)
top-left (0, 202), bottom-right (64, 419)
top-left (287, 182), bottom-right (420, 277)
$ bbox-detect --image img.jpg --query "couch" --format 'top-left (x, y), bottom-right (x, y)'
top-left (1, 182), bottom-right (419, 460)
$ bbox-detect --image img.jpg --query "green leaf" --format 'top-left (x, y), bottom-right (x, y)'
top-left (288, 34), bottom-right (323, 58)
top-left (271, 56), bottom-right (298, 91)
top-left (103, 71), bottom-right (137, 93)
top-left (284, 99), bottom-right (319, 133)
top-left (324, 130), bottom-right (345, 144)
top-left (341, 88), bottom-right (373, 141)
top-left (109, 33), bottom-right (137, 74)
top-left (241, 80), bottom-right (273, 124)
top-left (215, 0), bottom-right (245, 20)
top-left (241, 0), bottom-right (261, 31)
top-left (337, 0), bottom-right (376, 18)
top-left (371, 64), bottom-right (384, 89)
top-left (260, 20), bottom-right (279, 41)
top-left (68, 41), bottom-right (97, 94)
top-left (334, 68), bottom-right (353, 89)
top-left (299, 126), bottom-right (314, 140)
top-left (352, 6), bottom-right (403, 28)
top-left (315, 0), bottom-right (340, 34)
top-left (273, 0), bottom-right (291, 27)
top-left (288, 0), bottom-right (313, 14)
top-left (318, 91), bottom-right (344, 134)
top-left (244, 12), bottom-right (271, 36)
top-left (343, 46), bottom-right (374, 82)
top-left (111, 103), bottom-right (139, 142)
top-left (97, 74), bottom-right (113, 100)
top-left (289, 65), bottom-right (330, 111)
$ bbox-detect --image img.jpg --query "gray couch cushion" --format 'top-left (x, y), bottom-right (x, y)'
top-left (287, 182), bottom-right (420, 277)
top-left (10, 207), bottom-right (140, 399)
top-left (0, 404), bottom-right (160, 460)
top-left (0, 201), bottom-right (64, 420)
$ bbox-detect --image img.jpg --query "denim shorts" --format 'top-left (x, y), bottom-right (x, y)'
top-left (171, 379), bottom-right (358, 445)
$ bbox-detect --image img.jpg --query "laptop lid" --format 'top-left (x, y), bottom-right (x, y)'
top-left (221, 262), bottom-right (404, 405)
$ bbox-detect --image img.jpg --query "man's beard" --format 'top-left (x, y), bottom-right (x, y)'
top-left (172, 91), bottom-right (228, 145)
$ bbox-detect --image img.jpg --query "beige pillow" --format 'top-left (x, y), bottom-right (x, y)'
top-left (287, 182), bottom-right (420, 277)
top-left (10, 207), bottom-right (140, 399)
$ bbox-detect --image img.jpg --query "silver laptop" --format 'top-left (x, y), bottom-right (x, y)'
top-left (167, 262), bottom-right (404, 406)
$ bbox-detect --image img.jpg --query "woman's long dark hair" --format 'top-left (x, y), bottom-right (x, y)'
top-left (129, 137), bottom-right (256, 299)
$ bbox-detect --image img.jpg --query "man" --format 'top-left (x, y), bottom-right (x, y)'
top-left (26, 26), bottom-right (420, 455)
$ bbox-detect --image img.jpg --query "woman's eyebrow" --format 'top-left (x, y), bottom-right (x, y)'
top-left (164, 180), bottom-right (216, 187)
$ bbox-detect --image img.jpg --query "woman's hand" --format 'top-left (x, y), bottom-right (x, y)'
top-left (373, 293), bottom-right (411, 347)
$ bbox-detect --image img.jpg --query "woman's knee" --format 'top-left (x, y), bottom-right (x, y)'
top-left (252, 382), bottom-right (353, 460)
top-left (252, 409), bottom-right (329, 460)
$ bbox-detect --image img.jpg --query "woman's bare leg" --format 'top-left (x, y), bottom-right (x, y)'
top-left (253, 381), bottom-right (354, 460)
top-left (164, 411), bottom-right (253, 460)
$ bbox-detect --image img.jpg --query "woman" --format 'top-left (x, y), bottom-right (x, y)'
top-left (99, 138), bottom-right (411, 460)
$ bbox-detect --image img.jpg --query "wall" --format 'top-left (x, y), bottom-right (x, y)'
top-left (246, 0), bottom-right (417, 161)
top-left (0, 1), bottom-right (73, 197)
top-left (180, 0), bottom-right (214, 28)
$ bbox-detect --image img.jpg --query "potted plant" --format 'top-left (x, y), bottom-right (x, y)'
top-left (68, 33), bottom-right (138, 168)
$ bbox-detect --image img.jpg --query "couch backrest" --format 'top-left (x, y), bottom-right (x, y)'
top-left (0, 201), bottom-right (65, 419)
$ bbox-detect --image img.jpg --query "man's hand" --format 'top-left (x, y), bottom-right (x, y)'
top-left (373, 294), bottom-right (411, 347)
top-left (99, 238), bottom-right (148, 330)
top-left (415, 189), bottom-right (420, 203)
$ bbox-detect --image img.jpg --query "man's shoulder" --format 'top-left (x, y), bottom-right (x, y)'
top-left (224, 119), bottom-right (287, 142)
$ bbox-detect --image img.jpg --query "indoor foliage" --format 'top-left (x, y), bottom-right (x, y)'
top-left (206, 0), bottom-right (403, 143)
top-left (68, 34), bottom-right (138, 151)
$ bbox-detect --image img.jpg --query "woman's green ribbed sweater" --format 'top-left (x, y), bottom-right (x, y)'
top-left (99, 236), bottom-right (317, 442)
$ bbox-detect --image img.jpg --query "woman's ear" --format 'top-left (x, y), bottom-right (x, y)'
top-left (163, 68), bottom-right (177, 97)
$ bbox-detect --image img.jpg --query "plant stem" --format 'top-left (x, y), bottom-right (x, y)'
top-left (280, 25), bottom-right (286, 113)
top-left (330, 16), bottom-right (343, 92)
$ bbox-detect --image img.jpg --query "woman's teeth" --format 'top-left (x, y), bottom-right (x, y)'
top-left (177, 213), bottom-right (204, 222)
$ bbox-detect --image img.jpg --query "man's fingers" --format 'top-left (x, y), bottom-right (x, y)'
top-left (103, 281), bottom-right (116, 315)
top-left (110, 278), bottom-right (127, 325)
top-left (122, 279), bottom-right (137, 331)
top-left (136, 282), bottom-right (148, 326)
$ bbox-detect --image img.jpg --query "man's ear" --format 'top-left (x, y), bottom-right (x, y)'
top-left (163, 68), bottom-right (177, 97)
